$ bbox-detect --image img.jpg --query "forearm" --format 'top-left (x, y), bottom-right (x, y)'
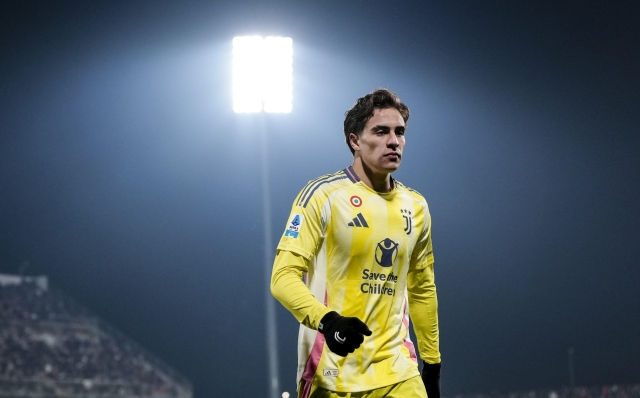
top-left (270, 250), bottom-right (331, 330)
top-left (409, 292), bottom-right (440, 363)
top-left (407, 264), bottom-right (441, 364)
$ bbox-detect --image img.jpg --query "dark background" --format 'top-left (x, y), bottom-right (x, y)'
top-left (1, 1), bottom-right (639, 397)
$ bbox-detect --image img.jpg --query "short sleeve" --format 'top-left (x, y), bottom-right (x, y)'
top-left (276, 186), bottom-right (327, 260)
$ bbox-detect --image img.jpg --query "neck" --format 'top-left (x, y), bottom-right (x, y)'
top-left (351, 157), bottom-right (393, 193)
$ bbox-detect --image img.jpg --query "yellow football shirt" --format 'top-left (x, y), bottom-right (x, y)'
top-left (272, 166), bottom-right (440, 392)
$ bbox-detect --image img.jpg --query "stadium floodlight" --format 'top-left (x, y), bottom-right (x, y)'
top-left (232, 35), bottom-right (293, 398)
top-left (233, 36), bottom-right (293, 113)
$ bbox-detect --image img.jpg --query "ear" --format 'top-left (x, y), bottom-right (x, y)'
top-left (349, 133), bottom-right (360, 152)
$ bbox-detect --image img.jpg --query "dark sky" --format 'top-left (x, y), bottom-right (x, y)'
top-left (1, 1), bottom-right (639, 397)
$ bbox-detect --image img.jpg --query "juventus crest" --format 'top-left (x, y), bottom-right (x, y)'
top-left (400, 209), bottom-right (412, 235)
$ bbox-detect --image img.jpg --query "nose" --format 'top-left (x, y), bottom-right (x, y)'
top-left (387, 134), bottom-right (400, 148)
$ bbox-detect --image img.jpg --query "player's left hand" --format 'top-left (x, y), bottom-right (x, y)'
top-left (318, 311), bottom-right (372, 357)
top-left (421, 361), bottom-right (441, 398)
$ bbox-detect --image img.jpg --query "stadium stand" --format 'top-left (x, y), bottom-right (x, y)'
top-left (0, 274), bottom-right (192, 398)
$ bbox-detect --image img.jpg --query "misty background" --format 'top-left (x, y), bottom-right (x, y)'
top-left (1, 1), bottom-right (639, 397)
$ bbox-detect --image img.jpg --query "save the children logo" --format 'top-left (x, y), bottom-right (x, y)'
top-left (374, 238), bottom-right (399, 267)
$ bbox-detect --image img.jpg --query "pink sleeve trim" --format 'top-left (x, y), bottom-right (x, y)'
top-left (301, 290), bottom-right (328, 382)
top-left (402, 296), bottom-right (418, 362)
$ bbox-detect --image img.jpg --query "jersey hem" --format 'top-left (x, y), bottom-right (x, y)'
top-left (277, 244), bottom-right (313, 260)
top-left (311, 368), bottom-right (420, 393)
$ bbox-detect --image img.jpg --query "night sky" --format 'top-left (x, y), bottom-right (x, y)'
top-left (1, 1), bottom-right (639, 397)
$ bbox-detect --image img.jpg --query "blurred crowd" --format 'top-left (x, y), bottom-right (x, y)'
top-left (0, 283), bottom-right (90, 322)
top-left (0, 276), bottom-right (190, 398)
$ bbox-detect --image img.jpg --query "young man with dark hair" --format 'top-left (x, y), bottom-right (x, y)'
top-left (271, 89), bottom-right (441, 398)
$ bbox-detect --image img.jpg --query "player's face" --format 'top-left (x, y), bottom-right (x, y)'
top-left (351, 107), bottom-right (406, 174)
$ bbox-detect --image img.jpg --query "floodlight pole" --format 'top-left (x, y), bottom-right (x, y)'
top-left (260, 114), bottom-right (280, 398)
top-left (568, 347), bottom-right (575, 388)
top-left (233, 35), bottom-right (291, 398)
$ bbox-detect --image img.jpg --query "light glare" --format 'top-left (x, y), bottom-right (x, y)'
top-left (233, 36), bottom-right (293, 113)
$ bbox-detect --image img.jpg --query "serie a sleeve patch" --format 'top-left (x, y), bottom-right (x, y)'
top-left (284, 213), bottom-right (304, 238)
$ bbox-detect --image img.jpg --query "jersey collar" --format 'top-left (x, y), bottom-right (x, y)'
top-left (344, 166), bottom-right (360, 183)
top-left (344, 165), bottom-right (397, 193)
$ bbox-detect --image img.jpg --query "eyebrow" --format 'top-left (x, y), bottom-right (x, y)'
top-left (371, 125), bottom-right (405, 131)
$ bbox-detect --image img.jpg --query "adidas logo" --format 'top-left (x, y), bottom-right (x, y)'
top-left (347, 213), bottom-right (369, 228)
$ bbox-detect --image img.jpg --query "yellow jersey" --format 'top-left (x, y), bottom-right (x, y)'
top-left (272, 166), bottom-right (440, 392)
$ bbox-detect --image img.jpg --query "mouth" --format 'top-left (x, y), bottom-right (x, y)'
top-left (384, 152), bottom-right (401, 161)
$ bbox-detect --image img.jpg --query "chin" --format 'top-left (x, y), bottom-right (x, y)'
top-left (381, 163), bottom-right (401, 172)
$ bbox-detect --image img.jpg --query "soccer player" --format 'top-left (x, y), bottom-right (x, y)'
top-left (271, 89), bottom-right (441, 398)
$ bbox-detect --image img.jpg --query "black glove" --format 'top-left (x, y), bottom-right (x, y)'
top-left (318, 311), bottom-right (372, 357)
top-left (422, 361), bottom-right (441, 398)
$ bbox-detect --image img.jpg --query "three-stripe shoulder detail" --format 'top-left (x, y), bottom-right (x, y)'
top-left (395, 180), bottom-right (421, 195)
top-left (296, 170), bottom-right (350, 208)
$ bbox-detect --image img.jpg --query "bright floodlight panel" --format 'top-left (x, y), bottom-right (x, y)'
top-left (233, 36), bottom-right (292, 113)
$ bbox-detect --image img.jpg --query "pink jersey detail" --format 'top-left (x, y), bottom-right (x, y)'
top-left (301, 291), bottom-right (328, 382)
top-left (402, 296), bottom-right (418, 362)
top-left (302, 331), bottom-right (326, 382)
top-left (345, 166), bottom-right (357, 181)
top-left (299, 379), bottom-right (313, 398)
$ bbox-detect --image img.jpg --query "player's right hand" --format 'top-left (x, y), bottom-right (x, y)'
top-left (318, 311), bottom-right (372, 357)
top-left (421, 361), bottom-right (441, 398)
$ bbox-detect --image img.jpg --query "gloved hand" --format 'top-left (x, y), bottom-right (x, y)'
top-left (421, 361), bottom-right (441, 398)
top-left (318, 311), bottom-right (372, 357)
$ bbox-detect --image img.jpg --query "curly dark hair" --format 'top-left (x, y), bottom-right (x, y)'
top-left (343, 89), bottom-right (410, 155)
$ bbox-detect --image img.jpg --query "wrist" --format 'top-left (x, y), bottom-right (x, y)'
top-left (422, 361), bottom-right (441, 375)
top-left (318, 311), bottom-right (340, 334)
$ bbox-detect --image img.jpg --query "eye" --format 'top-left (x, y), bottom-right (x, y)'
top-left (396, 129), bottom-right (405, 136)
